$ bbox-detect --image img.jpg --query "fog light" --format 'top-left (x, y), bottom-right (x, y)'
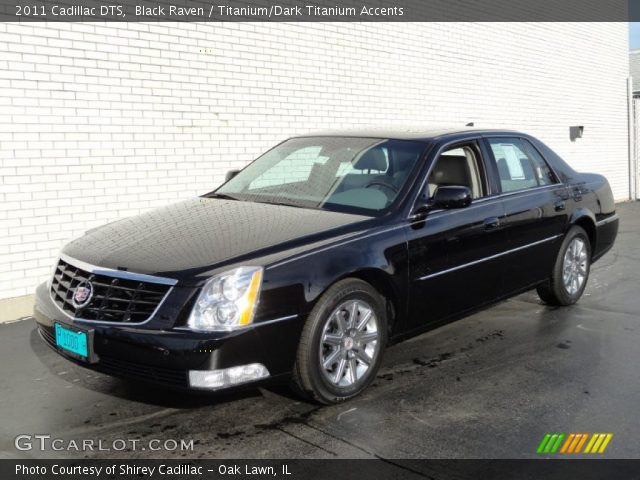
top-left (188, 363), bottom-right (269, 390)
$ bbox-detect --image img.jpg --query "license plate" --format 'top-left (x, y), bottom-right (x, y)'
top-left (54, 323), bottom-right (89, 359)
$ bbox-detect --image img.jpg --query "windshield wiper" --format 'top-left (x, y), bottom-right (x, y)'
top-left (207, 193), bottom-right (309, 209)
top-left (205, 192), bottom-right (240, 201)
top-left (254, 199), bottom-right (307, 209)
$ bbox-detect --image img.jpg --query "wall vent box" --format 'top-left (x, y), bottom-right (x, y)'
top-left (570, 126), bottom-right (584, 141)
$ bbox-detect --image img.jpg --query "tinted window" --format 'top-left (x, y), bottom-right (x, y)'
top-left (427, 144), bottom-right (485, 199)
top-left (250, 146), bottom-right (328, 188)
top-left (521, 139), bottom-right (557, 186)
top-left (216, 137), bottom-right (425, 215)
top-left (487, 138), bottom-right (557, 193)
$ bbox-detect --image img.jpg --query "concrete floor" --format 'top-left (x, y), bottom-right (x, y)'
top-left (1, 202), bottom-right (638, 460)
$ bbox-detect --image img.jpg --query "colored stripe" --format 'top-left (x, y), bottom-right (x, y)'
top-left (537, 434), bottom-right (552, 454)
top-left (544, 434), bottom-right (559, 453)
top-left (567, 433), bottom-right (580, 453)
top-left (567, 434), bottom-right (582, 453)
top-left (560, 434), bottom-right (575, 453)
top-left (598, 434), bottom-right (613, 453)
top-left (574, 433), bottom-right (589, 453)
top-left (591, 434), bottom-right (606, 453)
top-left (550, 434), bottom-right (565, 453)
top-left (584, 433), bottom-right (599, 453)
top-left (537, 432), bottom-right (613, 455)
top-left (567, 433), bottom-right (582, 453)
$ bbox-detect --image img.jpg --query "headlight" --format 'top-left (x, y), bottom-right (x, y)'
top-left (187, 266), bottom-right (263, 332)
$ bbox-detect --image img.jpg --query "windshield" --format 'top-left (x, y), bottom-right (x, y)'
top-left (214, 136), bottom-right (427, 215)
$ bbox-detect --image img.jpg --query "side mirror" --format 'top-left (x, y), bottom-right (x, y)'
top-left (225, 169), bottom-right (240, 182)
top-left (432, 186), bottom-right (472, 209)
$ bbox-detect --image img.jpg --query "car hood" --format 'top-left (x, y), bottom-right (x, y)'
top-left (62, 197), bottom-right (372, 281)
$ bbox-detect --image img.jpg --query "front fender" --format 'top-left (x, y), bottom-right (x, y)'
top-left (258, 223), bottom-right (410, 327)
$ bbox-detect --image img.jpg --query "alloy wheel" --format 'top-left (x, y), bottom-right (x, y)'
top-left (319, 299), bottom-right (380, 387)
top-left (562, 237), bottom-right (588, 295)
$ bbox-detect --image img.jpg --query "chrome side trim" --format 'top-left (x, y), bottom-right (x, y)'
top-left (59, 253), bottom-right (178, 286)
top-left (173, 314), bottom-right (299, 332)
top-left (50, 254), bottom-right (177, 326)
top-left (253, 314), bottom-right (299, 327)
top-left (596, 214), bottom-right (619, 227)
top-left (417, 234), bottom-right (562, 281)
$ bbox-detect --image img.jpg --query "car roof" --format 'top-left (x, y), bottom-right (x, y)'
top-left (293, 127), bottom-right (524, 142)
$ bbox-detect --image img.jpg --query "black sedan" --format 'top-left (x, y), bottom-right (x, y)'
top-left (33, 129), bottom-right (619, 403)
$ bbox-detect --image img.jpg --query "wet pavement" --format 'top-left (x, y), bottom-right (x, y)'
top-left (1, 202), bottom-right (638, 460)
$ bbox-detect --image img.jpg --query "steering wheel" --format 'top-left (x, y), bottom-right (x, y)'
top-left (364, 180), bottom-right (399, 194)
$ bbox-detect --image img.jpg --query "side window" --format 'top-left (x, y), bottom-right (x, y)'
top-left (427, 144), bottom-right (485, 199)
top-left (521, 139), bottom-right (557, 186)
top-left (487, 138), bottom-right (557, 193)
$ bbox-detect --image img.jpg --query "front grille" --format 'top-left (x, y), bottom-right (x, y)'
top-left (50, 258), bottom-right (172, 324)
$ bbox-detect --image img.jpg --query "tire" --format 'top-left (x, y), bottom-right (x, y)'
top-left (291, 278), bottom-right (388, 404)
top-left (537, 226), bottom-right (591, 306)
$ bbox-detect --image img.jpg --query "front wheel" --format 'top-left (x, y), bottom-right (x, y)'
top-left (537, 226), bottom-right (591, 306)
top-left (291, 279), bottom-right (388, 404)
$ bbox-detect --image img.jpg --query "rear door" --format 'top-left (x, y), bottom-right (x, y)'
top-left (482, 136), bottom-right (569, 293)
top-left (405, 140), bottom-right (507, 330)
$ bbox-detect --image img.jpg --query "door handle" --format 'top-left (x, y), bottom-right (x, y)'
top-left (483, 217), bottom-right (500, 230)
top-left (554, 201), bottom-right (566, 212)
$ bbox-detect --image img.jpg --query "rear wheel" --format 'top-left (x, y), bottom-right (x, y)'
top-left (291, 278), bottom-right (388, 404)
top-left (537, 226), bottom-right (591, 306)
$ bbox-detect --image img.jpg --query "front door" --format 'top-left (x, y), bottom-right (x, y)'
top-left (406, 141), bottom-right (507, 331)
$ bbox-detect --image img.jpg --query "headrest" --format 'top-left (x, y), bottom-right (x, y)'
top-left (394, 150), bottom-right (418, 172)
top-left (354, 148), bottom-right (387, 171)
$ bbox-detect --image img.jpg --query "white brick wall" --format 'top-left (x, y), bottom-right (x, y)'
top-left (0, 22), bottom-right (630, 300)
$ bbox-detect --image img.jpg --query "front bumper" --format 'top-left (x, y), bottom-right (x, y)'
top-left (33, 282), bottom-right (303, 391)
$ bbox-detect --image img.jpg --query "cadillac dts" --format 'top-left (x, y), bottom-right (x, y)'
top-left (34, 129), bottom-right (619, 403)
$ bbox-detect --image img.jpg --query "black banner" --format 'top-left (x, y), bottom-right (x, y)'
top-left (3, 459), bottom-right (640, 480)
top-left (1, 0), bottom-right (638, 22)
